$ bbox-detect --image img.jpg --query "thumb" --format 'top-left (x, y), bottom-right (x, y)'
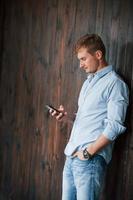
top-left (59, 105), bottom-right (64, 111)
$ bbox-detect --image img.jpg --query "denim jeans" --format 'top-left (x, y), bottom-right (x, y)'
top-left (62, 154), bottom-right (107, 200)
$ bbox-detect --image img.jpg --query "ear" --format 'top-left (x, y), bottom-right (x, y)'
top-left (95, 50), bottom-right (103, 60)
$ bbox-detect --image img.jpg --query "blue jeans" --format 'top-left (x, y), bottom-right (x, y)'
top-left (62, 155), bottom-right (107, 200)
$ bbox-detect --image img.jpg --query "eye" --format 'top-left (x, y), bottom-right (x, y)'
top-left (81, 57), bottom-right (86, 61)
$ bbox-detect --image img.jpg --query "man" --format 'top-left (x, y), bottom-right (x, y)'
top-left (50, 34), bottom-right (129, 200)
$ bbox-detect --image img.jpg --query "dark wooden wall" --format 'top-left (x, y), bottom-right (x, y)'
top-left (0, 0), bottom-right (133, 199)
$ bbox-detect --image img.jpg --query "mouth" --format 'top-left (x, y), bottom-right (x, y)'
top-left (84, 68), bottom-right (88, 71)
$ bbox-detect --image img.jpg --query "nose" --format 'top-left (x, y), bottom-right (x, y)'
top-left (80, 61), bottom-right (84, 68)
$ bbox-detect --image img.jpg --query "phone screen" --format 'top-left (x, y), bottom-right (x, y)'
top-left (45, 105), bottom-right (61, 113)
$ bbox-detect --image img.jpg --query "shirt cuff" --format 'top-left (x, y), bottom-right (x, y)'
top-left (102, 120), bottom-right (126, 141)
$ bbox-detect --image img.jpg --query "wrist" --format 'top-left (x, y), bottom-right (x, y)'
top-left (86, 144), bottom-right (95, 156)
top-left (83, 148), bottom-right (93, 159)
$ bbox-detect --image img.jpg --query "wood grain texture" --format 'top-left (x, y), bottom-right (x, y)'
top-left (0, 0), bottom-right (132, 199)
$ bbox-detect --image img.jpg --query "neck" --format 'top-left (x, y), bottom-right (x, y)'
top-left (97, 59), bottom-right (108, 71)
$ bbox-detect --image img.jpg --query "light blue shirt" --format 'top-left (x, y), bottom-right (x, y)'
top-left (64, 65), bottom-right (129, 163)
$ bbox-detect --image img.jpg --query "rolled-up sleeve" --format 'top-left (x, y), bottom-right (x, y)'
top-left (103, 79), bottom-right (129, 141)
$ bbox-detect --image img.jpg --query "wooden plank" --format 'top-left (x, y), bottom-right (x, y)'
top-left (0, 0), bottom-right (132, 199)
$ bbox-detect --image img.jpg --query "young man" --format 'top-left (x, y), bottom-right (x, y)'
top-left (50, 34), bottom-right (129, 200)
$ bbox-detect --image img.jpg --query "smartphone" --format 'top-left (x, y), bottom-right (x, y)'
top-left (45, 104), bottom-right (61, 114)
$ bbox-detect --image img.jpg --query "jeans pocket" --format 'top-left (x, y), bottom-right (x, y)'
top-left (76, 157), bottom-right (89, 162)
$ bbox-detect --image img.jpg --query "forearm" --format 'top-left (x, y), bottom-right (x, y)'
top-left (87, 134), bottom-right (111, 155)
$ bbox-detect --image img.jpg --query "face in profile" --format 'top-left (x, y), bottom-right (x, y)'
top-left (77, 47), bottom-right (103, 73)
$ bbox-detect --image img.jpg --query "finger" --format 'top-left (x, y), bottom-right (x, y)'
top-left (56, 112), bottom-right (64, 120)
top-left (64, 112), bottom-right (67, 116)
top-left (49, 109), bottom-right (54, 113)
top-left (51, 111), bottom-right (57, 116)
top-left (57, 112), bottom-right (67, 121)
top-left (72, 152), bottom-right (77, 158)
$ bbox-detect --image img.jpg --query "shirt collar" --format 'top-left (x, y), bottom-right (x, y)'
top-left (87, 65), bottom-right (113, 80)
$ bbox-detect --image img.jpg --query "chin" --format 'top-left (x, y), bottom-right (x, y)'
top-left (85, 69), bottom-right (91, 73)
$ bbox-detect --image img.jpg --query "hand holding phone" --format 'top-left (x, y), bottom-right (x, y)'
top-left (45, 104), bottom-right (67, 121)
top-left (45, 105), bottom-right (61, 114)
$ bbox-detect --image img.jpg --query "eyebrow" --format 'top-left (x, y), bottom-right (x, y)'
top-left (79, 57), bottom-right (86, 60)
